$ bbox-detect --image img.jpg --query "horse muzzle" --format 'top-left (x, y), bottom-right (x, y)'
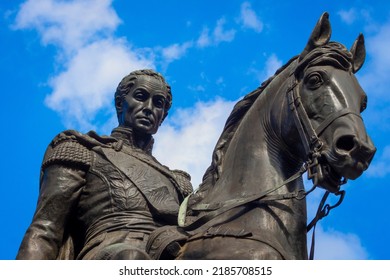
top-left (324, 133), bottom-right (376, 180)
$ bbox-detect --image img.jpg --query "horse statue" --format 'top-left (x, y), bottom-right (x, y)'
top-left (147, 12), bottom-right (376, 260)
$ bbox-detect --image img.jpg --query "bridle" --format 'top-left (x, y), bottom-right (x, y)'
top-left (286, 67), bottom-right (364, 259)
top-left (286, 69), bottom-right (362, 191)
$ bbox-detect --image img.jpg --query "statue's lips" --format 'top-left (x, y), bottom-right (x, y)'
top-left (136, 116), bottom-right (154, 126)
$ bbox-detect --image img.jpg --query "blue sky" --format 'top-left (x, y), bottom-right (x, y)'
top-left (1, 0), bottom-right (389, 260)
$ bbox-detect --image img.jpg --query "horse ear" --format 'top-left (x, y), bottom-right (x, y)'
top-left (299, 12), bottom-right (332, 61)
top-left (350, 33), bottom-right (366, 73)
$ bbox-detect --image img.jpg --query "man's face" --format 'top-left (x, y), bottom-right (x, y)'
top-left (119, 75), bottom-right (168, 136)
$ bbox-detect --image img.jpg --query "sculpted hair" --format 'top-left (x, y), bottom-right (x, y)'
top-left (115, 69), bottom-right (172, 122)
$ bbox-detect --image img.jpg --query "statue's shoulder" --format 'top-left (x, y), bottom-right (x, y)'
top-left (42, 130), bottom-right (116, 170)
top-left (171, 169), bottom-right (193, 197)
top-left (139, 152), bottom-right (194, 197)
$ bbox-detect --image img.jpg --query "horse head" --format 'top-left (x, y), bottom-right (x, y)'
top-left (284, 12), bottom-right (376, 193)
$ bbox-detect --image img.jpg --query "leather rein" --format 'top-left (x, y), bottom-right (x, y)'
top-left (178, 70), bottom-right (355, 259)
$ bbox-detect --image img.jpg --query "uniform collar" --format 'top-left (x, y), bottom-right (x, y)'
top-left (111, 126), bottom-right (154, 154)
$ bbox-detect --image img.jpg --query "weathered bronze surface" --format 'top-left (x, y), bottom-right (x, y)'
top-left (17, 70), bottom-right (193, 259)
top-left (18, 13), bottom-right (376, 260)
top-left (149, 12), bottom-right (376, 260)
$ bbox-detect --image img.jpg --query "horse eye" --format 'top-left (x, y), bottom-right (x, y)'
top-left (305, 72), bottom-right (324, 89)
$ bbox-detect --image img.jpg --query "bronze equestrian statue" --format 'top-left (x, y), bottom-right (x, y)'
top-left (147, 12), bottom-right (376, 260)
top-left (17, 69), bottom-right (193, 259)
top-left (18, 13), bottom-right (376, 260)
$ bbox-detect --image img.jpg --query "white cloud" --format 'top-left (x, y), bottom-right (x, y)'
top-left (308, 225), bottom-right (368, 259)
top-left (13, 0), bottom-right (242, 128)
top-left (14, 0), bottom-right (120, 54)
top-left (338, 8), bottom-right (377, 33)
top-left (214, 18), bottom-right (236, 44)
top-left (154, 98), bottom-right (236, 188)
top-left (216, 77), bottom-right (226, 89)
top-left (361, 20), bottom-right (390, 100)
top-left (45, 39), bottom-right (154, 130)
top-left (196, 18), bottom-right (236, 48)
top-left (161, 41), bottom-right (193, 64)
top-left (251, 53), bottom-right (283, 83)
top-left (264, 54), bottom-right (283, 79)
top-left (338, 8), bottom-right (357, 25)
top-left (13, 0), bottom-right (241, 131)
top-left (365, 145), bottom-right (390, 178)
top-left (13, 0), bottom-right (155, 130)
top-left (163, 17), bottom-right (236, 63)
top-left (358, 19), bottom-right (390, 132)
top-left (188, 85), bottom-right (206, 92)
top-left (239, 2), bottom-right (263, 32)
top-left (196, 27), bottom-right (211, 48)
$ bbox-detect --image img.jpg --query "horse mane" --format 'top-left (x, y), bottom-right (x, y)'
top-left (198, 41), bottom-right (353, 193)
top-left (295, 42), bottom-right (353, 75)
top-left (198, 56), bottom-right (298, 192)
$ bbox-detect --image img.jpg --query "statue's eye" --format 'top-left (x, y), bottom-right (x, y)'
top-left (153, 96), bottom-right (166, 109)
top-left (305, 72), bottom-right (324, 89)
top-left (133, 90), bottom-right (147, 101)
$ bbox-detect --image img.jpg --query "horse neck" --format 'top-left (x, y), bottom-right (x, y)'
top-left (203, 64), bottom-right (305, 203)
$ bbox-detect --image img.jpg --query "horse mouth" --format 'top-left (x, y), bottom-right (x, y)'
top-left (317, 150), bottom-right (370, 192)
top-left (321, 163), bottom-right (344, 189)
top-left (325, 151), bottom-right (370, 178)
top-left (309, 154), bottom-right (345, 193)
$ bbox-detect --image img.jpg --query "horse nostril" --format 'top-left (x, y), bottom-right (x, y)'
top-left (336, 135), bottom-right (356, 152)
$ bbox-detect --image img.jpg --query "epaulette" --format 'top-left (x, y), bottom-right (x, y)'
top-left (172, 169), bottom-right (193, 197)
top-left (42, 131), bottom-right (92, 170)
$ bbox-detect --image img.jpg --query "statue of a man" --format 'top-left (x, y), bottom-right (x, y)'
top-left (17, 69), bottom-right (193, 260)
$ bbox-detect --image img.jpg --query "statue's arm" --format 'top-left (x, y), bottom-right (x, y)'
top-left (16, 165), bottom-right (85, 259)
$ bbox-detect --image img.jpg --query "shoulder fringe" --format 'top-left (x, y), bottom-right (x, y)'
top-left (41, 130), bottom-right (111, 170)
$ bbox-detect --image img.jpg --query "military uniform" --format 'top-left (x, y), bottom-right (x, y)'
top-left (17, 127), bottom-right (192, 259)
